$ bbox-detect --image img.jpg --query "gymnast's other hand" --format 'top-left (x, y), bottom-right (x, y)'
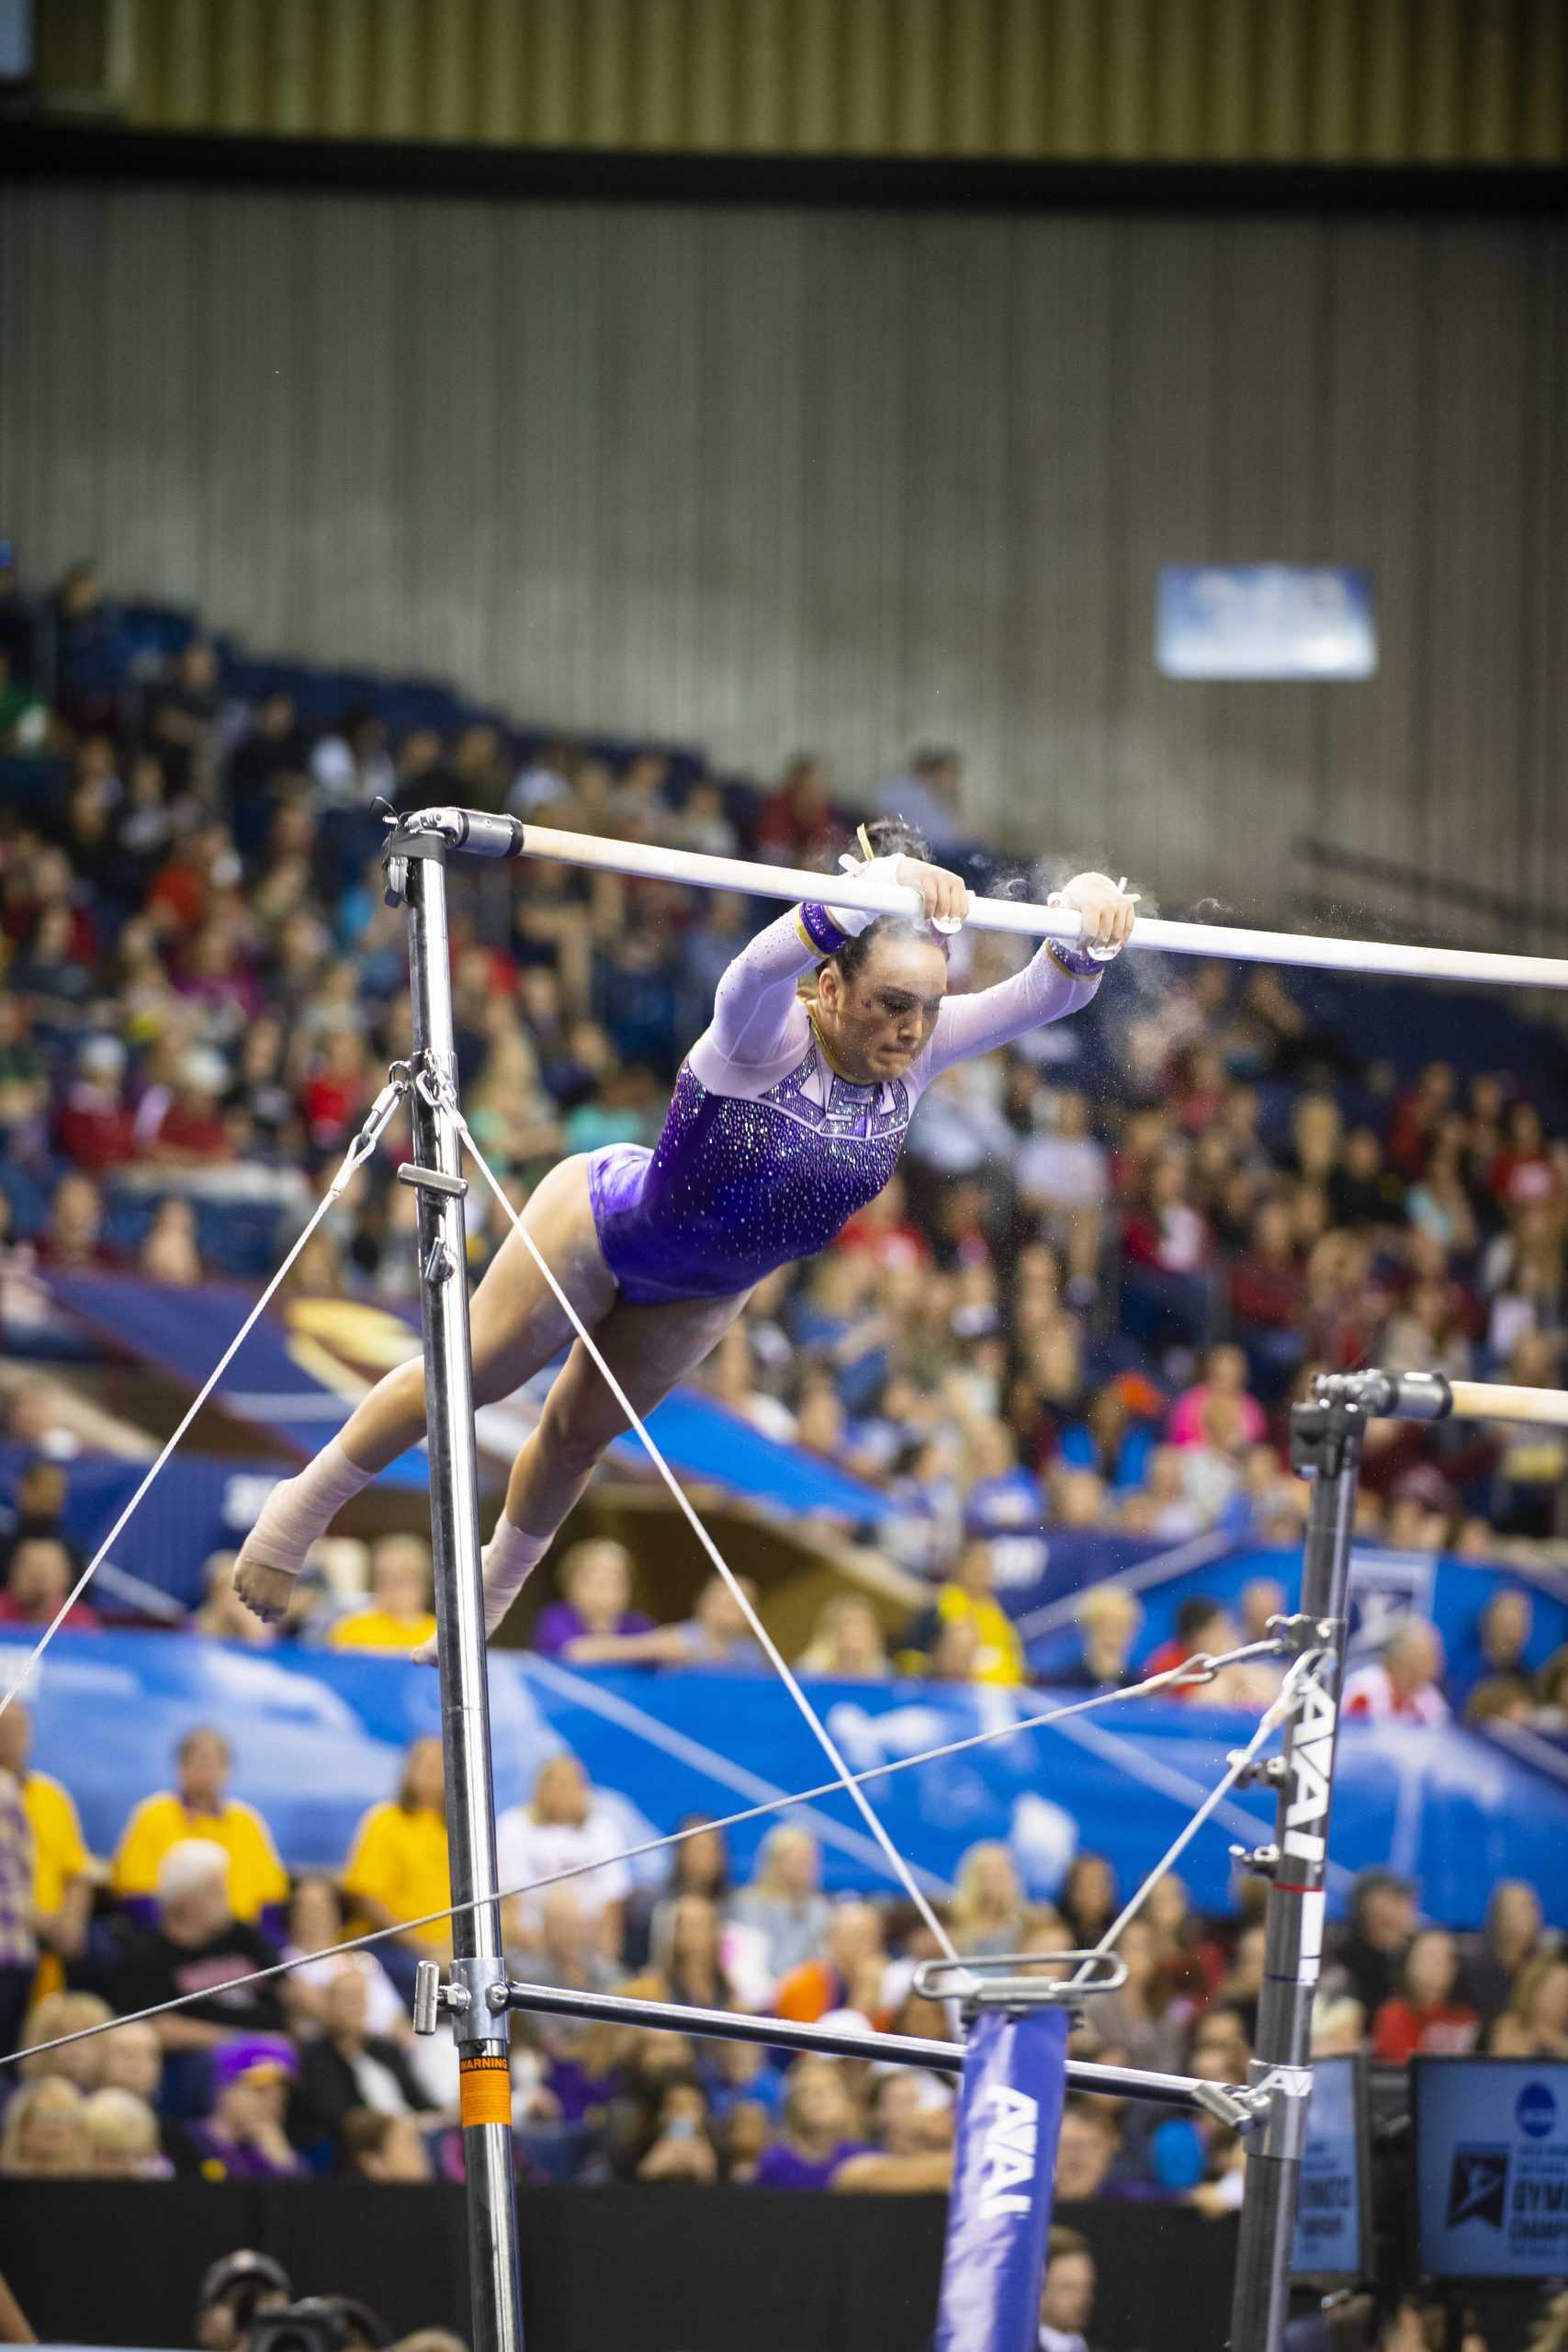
top-left (833, 850), bottom-right (970, 934)
top-left (1056, 871), bottom-right (1140, 959)
top-left (234, 1558), bottom-right (297, 1626)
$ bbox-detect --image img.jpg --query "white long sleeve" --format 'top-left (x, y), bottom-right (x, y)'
top-left (914, 944), bottom-right (1101, 1085)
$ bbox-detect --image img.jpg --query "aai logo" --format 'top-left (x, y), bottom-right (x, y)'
top-left (1446, 2147), bottom-right (1509, 2232)
top-left (1517, 2082), bottom-right (1558, 2141)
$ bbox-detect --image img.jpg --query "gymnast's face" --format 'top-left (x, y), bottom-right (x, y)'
top-left (816, 934), bottom-right (949, 1084)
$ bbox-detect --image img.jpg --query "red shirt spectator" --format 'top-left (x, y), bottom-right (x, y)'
top-left (0, 1535), bottom-right (100, 1631)
top-left (1228, 1200), bottom-right (1306, 1329)
top-left (55, 1037), bottom-right (140, 1173)
top-left (1144, 1599), bottom-right (1237, 1701)
top-left (1342, 1622), bottom-right (1450, 1724)
top-left (1371, 1929), bottom-right (1479, 2061)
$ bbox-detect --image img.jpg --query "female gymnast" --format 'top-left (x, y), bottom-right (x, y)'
top-left (234, 824), bottom-right (1136, 1646)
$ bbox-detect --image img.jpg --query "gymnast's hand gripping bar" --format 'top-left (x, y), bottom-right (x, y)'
top-left (383, 805), bottom-right (1568, 993)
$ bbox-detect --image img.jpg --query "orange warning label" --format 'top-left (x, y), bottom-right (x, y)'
top-left (459, 2052), bottom-right (512, 2129)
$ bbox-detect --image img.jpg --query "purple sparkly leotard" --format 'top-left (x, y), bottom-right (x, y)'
top-left (587, 906), bottom-right (1103, 1306)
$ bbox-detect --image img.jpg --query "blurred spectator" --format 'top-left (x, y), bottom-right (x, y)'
top-left (1058, 1854), bottom-right (1119, 1951)
top-left (900, 1541), bottom-right (1025, 1687)
top-left (0, 1534), bottom-right (99, 1633)
top-left (873, 748), bottom-right (964, 850)
top-left (1332, 1871), bottom-right (1417, 2019)
top-left (188, 2041), bottom-right (303, 2180)
top-left (1455, 1588), bottom-right (1535, 1717)
top-left (753, 2054), bottom-right (870, 2188)
top-left (55, 1035), bottom-right (138, 1172)
top-left (1343, 1622), bottom-right (1450, 1725)
top-left (949, 1842), bottom-right (1025, 1959)
top-left (343, 2107), bottom-right (435, 2184)
top-left (1142, 1597), bottom-right (1238, 1698)
top-left (139, 1046), bottom-right (234, 1168)
top-left (111, 1726), bottom-right (288, 1924)
top-left (114, 1841), bottom-right (288, 2046)
top-left (287, 1964), bottom-right (434, 2162)
top-left (1053, 1584), bottom-right (1144, 1692)
top-left (1167, 1348), bottom-right (1261, 1451)
top-left (795, 1594), bottom-right (890, 1679)
top-left (139, 1197), bottom-right (207, 1285)
top-left (1093, 1917), bottom-right (1185, 2073)
top-left (649, 1892), bottom-right (736, 2013)
top-left (729, 1826), bottom-right (832, 1992)
top-left (1053, 2097), bottom-right (1122, 2203)
top-left (775, 1898), bottom-right (886, 2025)
top-left (755, 756), bottom-right (846, 865)
top-left (1371, 1928), bottom-right (1480, 2061)
top-left (530, 1540), bottom-right (653, 1660)
top-left (1038, 2223), bottom-right (1102, 2352)
top-left (282, 1879), bottom-right (407, 2041)
top-left (0, 2075), bottom-right (90, 2177)
top-left (341, 1736), bottom-right (452, 1964)
top-left (16, 1989), bottom-right (113, 2087)
top-left (32, 1170), bottom-right (118, 1273)
top-left (0, 1694), bottom-right (92, 2004)
top-left (328, 1534), bottom-right (437, 1655)
top-left (1488, 1955), bottom-right (1568, 2059)
top-left (496, 1752), bottom-right (631, 1962)
top-left (84, 2084), bottom-right (169, 2177)
top-left (1461, 1882), bottom-right (1551, 2029)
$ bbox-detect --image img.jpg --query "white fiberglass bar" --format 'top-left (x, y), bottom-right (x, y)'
top-left (512, 821), bottom-right (1568, 993)
top-left (1446, 1381), bottom-right (1568, 1429)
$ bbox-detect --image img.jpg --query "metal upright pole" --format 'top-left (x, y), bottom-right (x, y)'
top-left (400, 840), bottom-right (525, 2352)
top-left (1227, 1387), bottom-right (1366, 2352)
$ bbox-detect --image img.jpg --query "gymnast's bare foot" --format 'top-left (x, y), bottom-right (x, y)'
top-left (233, 1554), bottom-right (298, 1627)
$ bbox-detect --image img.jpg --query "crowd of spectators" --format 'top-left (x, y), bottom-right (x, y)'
top-left (1, 562), bottom-right (1565, 2346)
top-left (2, 561), bottom-right (1565, 1582)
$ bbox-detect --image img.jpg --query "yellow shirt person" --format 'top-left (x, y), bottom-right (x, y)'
top-left (26, 1770), bottom-right (91, 2001)
top-left (341, 1736), bottom-right (451, 1955)
top-left (327, 1533), bottom-right (437, 1656)
top-left (110, 1725), bottom-right (288, 1924)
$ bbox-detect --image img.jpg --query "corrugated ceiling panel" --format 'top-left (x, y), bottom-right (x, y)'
top-left (107, 0), bottom-right (1568, 163)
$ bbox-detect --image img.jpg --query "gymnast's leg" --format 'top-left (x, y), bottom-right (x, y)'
top-left (233, 1156), bottom-right (618, 1623)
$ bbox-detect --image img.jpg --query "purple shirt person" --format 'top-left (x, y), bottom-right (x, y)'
top-left (186, 2039), bottom-right (303, 2181)
top-left (528, 1539), bottom-right (654, 1660)
top-left (751, 2054), bottom-right (871, 2190)
top-left (753, 2135), bottom-right (874, 2190)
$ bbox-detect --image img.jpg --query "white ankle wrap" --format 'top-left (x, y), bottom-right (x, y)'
top-left (412, 1517), bottom-right (548, 1664)
top-left (243, 1438), bottom-right (373, 1579)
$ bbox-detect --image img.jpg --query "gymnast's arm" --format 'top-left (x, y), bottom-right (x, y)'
top-left (918, 943), bottom-right (1103, 1081)
top-left (700, 907), bottom-right (826, 1069)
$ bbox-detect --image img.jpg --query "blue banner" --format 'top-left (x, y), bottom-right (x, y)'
top-left (936, 2005), bottom-right (1067, 2352)
top-left (3, 1634), bottom-right (1565, 1926)
top-left (1026, 1543), bottom-right (1568, 1713)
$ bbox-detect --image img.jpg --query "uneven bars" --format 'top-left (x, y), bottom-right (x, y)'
top-left (406, 809), bottom-right (1568, 993)
top-left (1442, 1380), bottom-right (1568, 1428)
top-left (1314, 1368), bottom-right (1568, 1429)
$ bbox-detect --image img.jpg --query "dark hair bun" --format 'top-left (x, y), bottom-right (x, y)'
top-left (856, 815), bottom-right (931, 865)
